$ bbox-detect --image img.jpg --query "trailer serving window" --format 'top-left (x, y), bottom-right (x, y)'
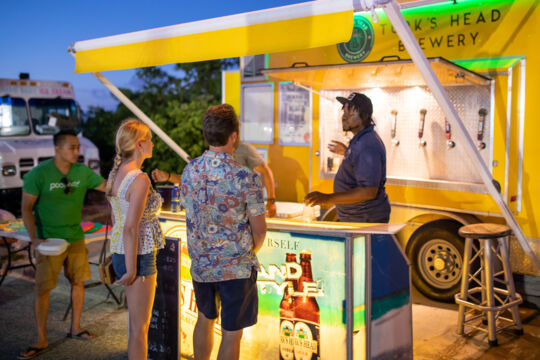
top-left (0, 97), bottom-right (30, 137)
top-left (262, 58), bottom-right (493, 192)
top-left (29, 98), bottom-right (80, 135)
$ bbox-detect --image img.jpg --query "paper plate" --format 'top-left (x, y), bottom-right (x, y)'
top-left (37, 238), bottom-right (69, 256)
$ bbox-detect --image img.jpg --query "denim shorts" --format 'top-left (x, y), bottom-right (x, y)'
top-left (112, 251), bottom-right (157, 278)
top-left (192, 269), bottom-right (258, 331)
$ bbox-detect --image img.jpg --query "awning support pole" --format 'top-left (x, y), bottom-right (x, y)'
top-left (383, 0), bottom-right (540, 271)
top-left (92, 72), bottom-right (191, 163)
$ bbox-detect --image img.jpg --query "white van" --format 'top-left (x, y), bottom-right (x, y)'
top-left (0, 75), bottom-right (100, 214)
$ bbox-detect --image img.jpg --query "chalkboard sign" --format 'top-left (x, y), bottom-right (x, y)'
top-left (148, 237), bottom-right (179, 360)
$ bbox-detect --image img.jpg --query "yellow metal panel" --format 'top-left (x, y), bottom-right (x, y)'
top-left (270, 144), bottom-right (310, 203)
top-left (74, 11), bottom-right (353, 73)
top-left (387, 185), bottom-right (500, 215)
top-left (222, 71), bottom-right (241, 115)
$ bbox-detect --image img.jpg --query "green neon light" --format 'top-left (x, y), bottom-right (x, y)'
top-left (454, 56), bottom-right (522, 71)
top-left (353, 0), bottom-right (515, 17)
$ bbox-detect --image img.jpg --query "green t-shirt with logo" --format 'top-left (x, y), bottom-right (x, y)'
top-left (23, 159), bottom-right (104, 243)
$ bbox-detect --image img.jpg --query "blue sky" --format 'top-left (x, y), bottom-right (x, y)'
top-left (1, 0), bottom-right (307, 111)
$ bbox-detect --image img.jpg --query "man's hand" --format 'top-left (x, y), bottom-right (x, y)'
top-left (266, 202), bottom-right (277, 218)
top-left (328, 140), bottom-right (347, 156)
top-left (304, 191), bottom-right (333, 207)
top-left (30, 237), bottom-right (45, 254)
top-left (116, 272), bottom-right (136, 286)
top-left (151, 169), bottom-right (169, 183)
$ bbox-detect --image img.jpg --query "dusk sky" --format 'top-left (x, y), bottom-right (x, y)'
top-left (1, 0), bottom-right (307, 112)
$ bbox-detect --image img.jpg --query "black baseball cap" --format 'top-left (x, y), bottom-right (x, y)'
top-left (336, 92), bottom-right (373, 116)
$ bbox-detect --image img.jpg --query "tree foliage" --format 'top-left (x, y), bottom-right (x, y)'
top-left (82, 58), bottom-right (238, 179)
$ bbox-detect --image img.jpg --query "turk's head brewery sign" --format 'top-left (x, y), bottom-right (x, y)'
top-left (337, 15), bottom-right (374, 63)
top-left (361, 0), bottom-right (520, 61)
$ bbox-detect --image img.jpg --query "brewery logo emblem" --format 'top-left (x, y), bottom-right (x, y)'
top-left (293, 321), bottom-right (318, 359)
top-left (280, 320), bottom-right (295, 360)
top-left (337, 15), bottom-right (374, 63)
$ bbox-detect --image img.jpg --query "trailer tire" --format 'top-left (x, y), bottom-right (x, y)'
top-left (406, 220), bottom-right (465, 302)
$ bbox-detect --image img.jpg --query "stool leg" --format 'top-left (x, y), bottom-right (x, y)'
top-left (484, 239), bottom-right (498, 346)
top-left (479, 240), bottom-right (488, 324)
top-left (498, 236), bottom-right (523, 333)
top-left (457, 237), bottom-right (473, 335)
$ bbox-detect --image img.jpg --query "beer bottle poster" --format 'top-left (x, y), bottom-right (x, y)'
top-left (242, 230), bottom-right (358, 359)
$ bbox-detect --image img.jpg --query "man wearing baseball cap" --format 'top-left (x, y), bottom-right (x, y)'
top-left (304, 92), bottom-right (390, 223)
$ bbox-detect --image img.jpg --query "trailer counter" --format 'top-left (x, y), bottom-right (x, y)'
top-left (154, 211), bottom-right (411, 360)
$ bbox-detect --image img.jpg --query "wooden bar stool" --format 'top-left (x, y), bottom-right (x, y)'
top-left (455, 223), bottom-right (523, 346)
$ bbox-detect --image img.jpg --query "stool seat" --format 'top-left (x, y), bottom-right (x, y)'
top-left (458, 223), bottom-right (511, 239)
top-left (456, 222), bottom-right (522, 346)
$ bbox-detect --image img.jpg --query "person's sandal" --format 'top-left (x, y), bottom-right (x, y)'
top-left (17, 346), bottom-right (50, 359)
top-left (66, 330), bottom-right (94, 340)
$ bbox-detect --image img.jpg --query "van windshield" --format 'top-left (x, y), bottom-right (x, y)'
top-left (0, 97), bottom-right (30, 137)
top-left (29, 98), bottom-right (81, 135)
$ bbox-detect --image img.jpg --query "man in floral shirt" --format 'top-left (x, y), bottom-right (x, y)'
top-left (180, 104), bottom-right (267, 360)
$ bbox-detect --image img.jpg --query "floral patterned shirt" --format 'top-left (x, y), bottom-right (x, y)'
top-left (180, 150), bottom-right (265, 282)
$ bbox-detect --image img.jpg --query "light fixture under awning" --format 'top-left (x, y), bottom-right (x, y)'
top-left (69, 0), bottom-right (354, 73)
top-left (261, 57), bottom-right (491, 89)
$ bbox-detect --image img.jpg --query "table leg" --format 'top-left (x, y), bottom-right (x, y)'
top-left (27, 243), bottom-right (36, 269)
top-left (0, 240), bottom-right (12, 286)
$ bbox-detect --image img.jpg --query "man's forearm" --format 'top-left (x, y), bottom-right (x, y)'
top-left (22, 209), bottom-right (37, 240)
top-left (255, 164), bottom-right (275, 199)
top-left (252, 232), bottom-right (266, 253)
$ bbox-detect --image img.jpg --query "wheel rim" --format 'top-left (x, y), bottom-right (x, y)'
top-left (417, 238), bottom-right (463, 290)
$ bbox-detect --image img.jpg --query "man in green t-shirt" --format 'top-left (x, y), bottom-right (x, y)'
top-left (19, 130), bottom-right (106, 359)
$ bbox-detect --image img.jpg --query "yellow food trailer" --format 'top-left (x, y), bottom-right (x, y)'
top-left (222, 0), bottom-right (540, 301)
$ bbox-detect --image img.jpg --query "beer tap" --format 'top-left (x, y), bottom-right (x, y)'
top-left (418, 109), bottom-right (427, 147)
top-left (477, 108), bottom-right (487, 150)
top-left (390, 109), bottom-right (399, 146)
top-left (445, 118), bottom-right (455, 148)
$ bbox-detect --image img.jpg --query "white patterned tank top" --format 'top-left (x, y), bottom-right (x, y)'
top-left (108, 169), bottom-right (164, 255)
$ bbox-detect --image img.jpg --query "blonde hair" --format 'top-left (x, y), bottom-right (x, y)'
top-left (106, 119), bottom-right (151, 195)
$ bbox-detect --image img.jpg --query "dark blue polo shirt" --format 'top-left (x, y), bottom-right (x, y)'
top-left (333, 125), bottom-right (391, 223)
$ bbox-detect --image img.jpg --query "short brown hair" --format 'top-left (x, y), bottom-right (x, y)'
top-left (202, 104), bottom-right (239, 146)
top-left (53, 129), bottom-right (77, 146)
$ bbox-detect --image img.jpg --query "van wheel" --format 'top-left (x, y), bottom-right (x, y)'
top-left (406, 220), bottom-right (465, 302)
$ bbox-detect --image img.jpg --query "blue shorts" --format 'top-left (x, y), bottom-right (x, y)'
top-left (112, 251), bottom-right (157, 278)
top-left (192, 269), bottom-right (258, 331)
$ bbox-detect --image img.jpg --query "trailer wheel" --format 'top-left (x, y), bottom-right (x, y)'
top-left (406, 220), bottom-right (465, 302)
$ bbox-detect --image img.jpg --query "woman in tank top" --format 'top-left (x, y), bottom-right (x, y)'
top-left (106, 119), bottom-right (164, 360)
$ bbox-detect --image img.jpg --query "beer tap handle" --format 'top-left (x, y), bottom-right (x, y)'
top-left (418, 109), bottom-right (427, 147)
top-left (445, 118), bottom-right (455, 148)
top-left (478, 108), bottom-right (487, 150)
top-left (391, 109), bottom-right (399, 146)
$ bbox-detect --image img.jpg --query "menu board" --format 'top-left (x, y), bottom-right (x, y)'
top-left (148, 237), bottom-right (179, 360)
top-left (278, 82), bottom-right (312, 146)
